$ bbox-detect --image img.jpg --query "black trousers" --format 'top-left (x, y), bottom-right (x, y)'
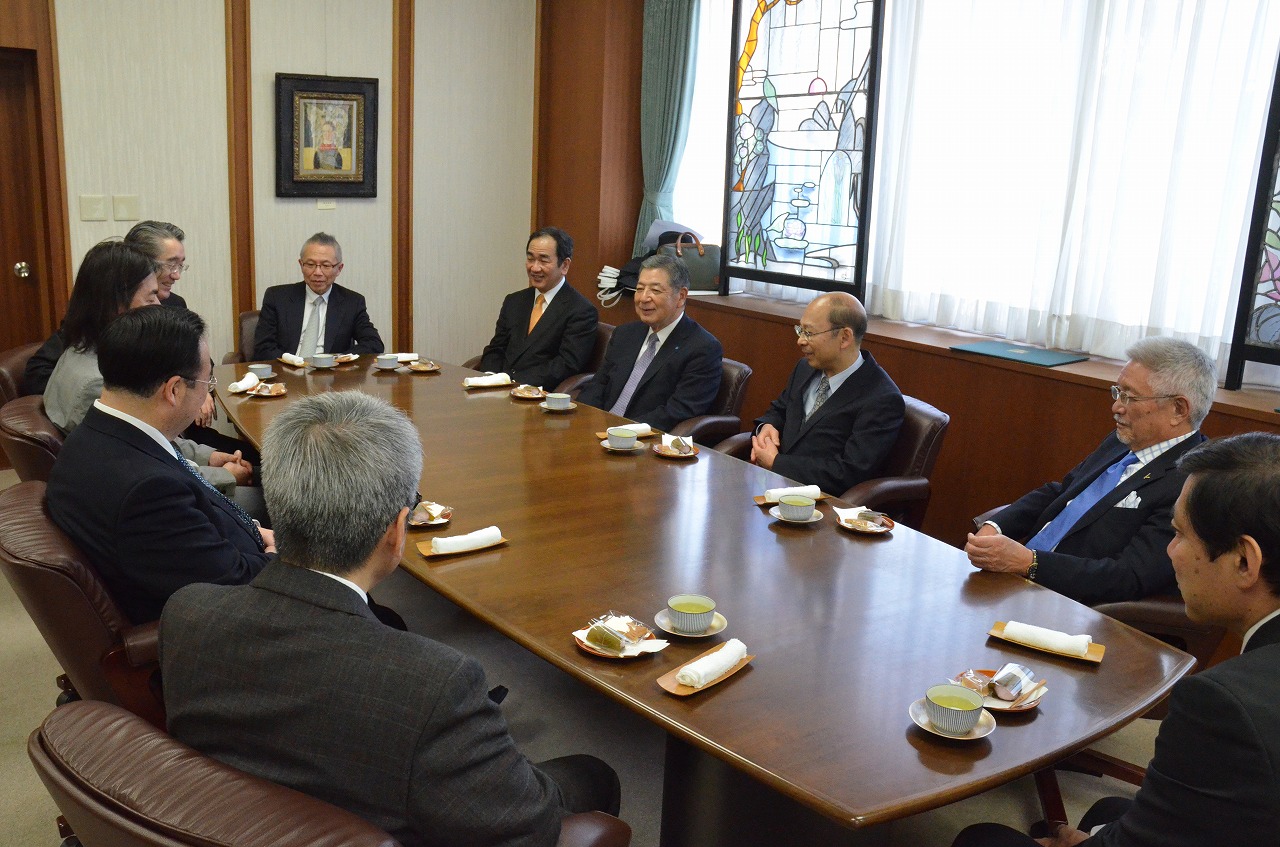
top-left (951, 797), bottom-right (1132, 847)
top-left (537, 754), bottom-right (622, 817)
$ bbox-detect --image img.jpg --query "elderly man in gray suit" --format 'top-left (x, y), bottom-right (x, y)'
top-left (160, 391), bottom-right (621, 847)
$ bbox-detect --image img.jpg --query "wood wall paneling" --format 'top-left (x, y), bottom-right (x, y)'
top-left (225, 0), bottom-right (255, 326)
top-left (391, 0), bottom-right (414, 351)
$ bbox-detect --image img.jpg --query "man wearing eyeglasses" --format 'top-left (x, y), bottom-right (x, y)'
top-left (965, 337), bottom-right (1214, 605)
top-left (47, 306), bottom-right (273, 625)
top-left (750, 292), bottom-right (905, 495)
top-left (253, 232), bottom-right (385, 361)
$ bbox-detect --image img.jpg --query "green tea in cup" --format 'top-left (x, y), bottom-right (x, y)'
top-left (667, 593), bottom-right (715, 634)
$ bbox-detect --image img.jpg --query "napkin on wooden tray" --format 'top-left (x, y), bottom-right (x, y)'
top-left (464, 373), bottom-right (513, 388)
top-left (1003, 620), bottom-right (1092, 657)
top-left (280, 353), bottom-right (306, 366)
top-left (395, 352), bottom-right (419, 362)
top-left (676, 638), bottom-right (748, 688)
top-left (763, 484), bottom-right (821, 503)
top-left (430, 526), bottom-right (502, 554)
top-left (228, 372), bottom-right (260, 393)
top-left (619, 423), bottom-right (653, 437)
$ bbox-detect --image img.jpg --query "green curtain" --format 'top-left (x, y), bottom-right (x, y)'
top-left (633, 0), bottom-right (700, 256)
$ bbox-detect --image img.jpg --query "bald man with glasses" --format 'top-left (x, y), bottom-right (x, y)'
top-left (966, 336), bottom-right (1215, 606)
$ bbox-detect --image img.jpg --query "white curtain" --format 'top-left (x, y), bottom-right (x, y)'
top-left (869, 0), bottom-right (1280, 364)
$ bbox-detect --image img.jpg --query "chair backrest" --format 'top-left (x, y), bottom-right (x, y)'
top-left (239, 309), bottom-right (260, 361)
top-left (882, 395), bottom-right (949, 479)
top-left (0, 482), bottom-right (132, 704)
top-left (29, 700), bottom-right (401, 847)
top-left (0, 340), bottom-right (41, 406)
top-left (0, 395), bottom-right (65, 481)
top-left (712, 357), bottom-right (752, 417)
top-left (587, 321), bottom-right (614, 372)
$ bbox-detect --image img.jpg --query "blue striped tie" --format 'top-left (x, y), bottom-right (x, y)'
top-left (173, 450), bottom-right (265, 550)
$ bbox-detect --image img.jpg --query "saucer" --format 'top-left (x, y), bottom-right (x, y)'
top-left (768, 506), bottom-right (823, 524)
top-left (308, 361), bottom-right (338, 369)
top-left (244, 370), bottom-right (276, 380)
top-left (600, 439), bottom-right (644, 453)
top-left (539, 401), bottom-right (577, 413)
top-left (654, 608), bottom-right (727, 638)
top-left (652, 443), bottom-right (699, 459)
top-left (374, 363), bottom-right (400, 370)
top-left (909, 698), bottom-right (995, 741)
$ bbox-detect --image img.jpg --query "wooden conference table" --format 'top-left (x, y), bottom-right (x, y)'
top-left (216, 357), bottom-right (1193, 845)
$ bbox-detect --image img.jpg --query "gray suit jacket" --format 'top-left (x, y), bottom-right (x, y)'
top-left (160, 561), bottom-right (567, 847)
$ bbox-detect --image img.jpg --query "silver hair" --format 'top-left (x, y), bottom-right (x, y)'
top-left (639, 253), bottom-right (690, 291)
top-left (301, 231), bottom-right (343, 264)
top-left (262, 391), bottom-right (422, 576)
top-left (1125, 337), bottom-right (1217, 427)
top-left (124, 220), bottom-right (185, 263)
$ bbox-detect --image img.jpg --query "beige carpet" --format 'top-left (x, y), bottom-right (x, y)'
top-left (0, 464), bottom-right (1155, 846)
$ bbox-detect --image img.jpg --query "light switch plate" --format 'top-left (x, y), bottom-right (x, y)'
top-left (112, 195), bottom-right (140, 221)
top-left (316, 200), bottom-right (337, 210)
top-left (79, 195), bottom-right (108, 221)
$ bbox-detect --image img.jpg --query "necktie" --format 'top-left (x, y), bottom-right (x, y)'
top-left (609, 333), bottom-right (659, 416)
top-left (1027, 453), bottom-right (1139, 552)
top-left (173, 450), bottom-right (265, 550)
top-left (805, 376), bottom-right (831, 423)
top-left (528, 293), bottom-right (546, 334)
top-left (298, 295), bottom-right (322, 356)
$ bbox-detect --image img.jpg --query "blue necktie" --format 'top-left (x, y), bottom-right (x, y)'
top-left (1027, 453), bottom-right (1138, 552)
top-left (173, 450), bottom-right (265, 550)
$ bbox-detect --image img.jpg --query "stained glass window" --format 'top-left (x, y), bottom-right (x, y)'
top-left (724, 0), bottom-right (882, 296)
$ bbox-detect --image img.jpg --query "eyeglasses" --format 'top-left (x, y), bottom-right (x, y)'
top-left (185, 375), bottom-right (217, 390)
top-left (794, 325), bottom-right (843, 341)
top-left (1110, 385), bottom-right (1177, 406)
top-left (159, 261), bottom-right (189, 273)
top-left (301, 261), bottom-right (340, 272)
top-left (407, 491), bottom-right (422, 512)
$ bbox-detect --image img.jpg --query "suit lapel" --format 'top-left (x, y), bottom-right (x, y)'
top-left (792, 359), bottom-right (867, 442)
top-left (321, 285), bottom-right (342, 352)
top-left (635, 316), bottom-right (691, 393)
top-left (504, 289), bottom-right (539, 360)
top-left (1061, 434), bottom-right (1204, 538)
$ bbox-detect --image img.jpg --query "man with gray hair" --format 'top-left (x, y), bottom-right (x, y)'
top-left (966, 337), bottom-right (1215, 605)
top-left (160, 391), bottom-right (621, 847)
top-left (578, 253), bottom-right (723, 430)
top-left (253, 232), bottom-right (385, 360)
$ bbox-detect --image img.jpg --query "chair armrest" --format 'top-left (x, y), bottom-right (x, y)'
top-left (122, 621), bottom-right (159, 668)
top-left (840, 477), bottom-right (930, 512)
top-left (668, 415), bottom-right (741, 446)
top-left (461, 355), bottom-right (482, 370)
top-left (555, 373), bottom-right (595, 400)
top-left (713, 432), bottom-right (752, 459)
top-left (557, 811), bottom-right (632, 847)
top-left (221, 352), bottom-right (245, 365)
top-left (972, 504), bottom-right (1009, 532)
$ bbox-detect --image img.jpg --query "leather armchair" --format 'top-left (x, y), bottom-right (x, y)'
top-left (30, 700), bottom-right (633, 847)
top-left (221, 309), bottom-right (261, 364)
top-left (0, 395), bottom-right (64, 482)
top-left (715, 395), bottom-right (950, 530)
top-left (668, 357), bottom-right (753, 446)
top-left (0, 340), bottom-right (40, 406)
top-left (0, 482), bottom-right (163, 727)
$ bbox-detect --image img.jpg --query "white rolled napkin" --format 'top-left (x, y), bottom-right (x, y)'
top-left (618, 423), bottom-right (653, 437)
top-left (763, 484), bottom-right (821, 503)
top-left (280, 353), bottom-right (305, 366)
top-left (464, 372), bottom-right (513, 388)
top-left (676, 638), bottom-right (748, 688)
top-left (661, 434), bottom-right (693, 452)
top-left (228, 372), bottom-right (260, 393)
top-left (430, 526), bottom-right (502, 555)
top-left (1003, 620), bottom-right (1093, 657)
top-left (396, 352), bottom-right (420, 363)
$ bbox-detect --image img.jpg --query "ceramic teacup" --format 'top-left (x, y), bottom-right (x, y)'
top-left (667, 593), bottom-right (716, 634)
top-left (376, 354), bottom-right (399, 369)
top-left (778, 494), bottom-right (816, 521)
top-left (545, 392), bottom-right (572, 410)
top-left (606, 426), bottom-right (637, 450)
top-left (923, 683), bottom-right (984, 735)
top-left (309, 353), bottom-right (335, 367)
top-left (247, 363), bottom-right (272, 379)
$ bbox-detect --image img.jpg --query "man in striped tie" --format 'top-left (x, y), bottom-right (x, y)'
top-left (965, 337), bottom-right (1215, 605)
top-left (48, 306), bottom-right (273, 623)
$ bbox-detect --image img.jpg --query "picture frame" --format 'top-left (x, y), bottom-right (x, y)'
top-left (275, 73), bottom-right (378, 198)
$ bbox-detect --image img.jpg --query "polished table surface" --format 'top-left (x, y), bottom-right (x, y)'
top-left (216, 357), bottom-right (1193, 831)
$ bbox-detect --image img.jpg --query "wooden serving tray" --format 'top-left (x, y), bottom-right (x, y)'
top-left (417, 537), bottom-right (508, 559)
top-left (657, 645), bottom-right (755, 696)
top-left (988, 621), bottom-right (1104, 663)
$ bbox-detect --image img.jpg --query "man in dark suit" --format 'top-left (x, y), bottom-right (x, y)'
top-left (578, 254), bottom-right (722, 431)
top-left (47, 307), bottom-right (273, 624)
top-left (750, 292), bottom-right (904, 495)
top-left (479, 226), bottom-right (598, 390)
top-left (965, 337), bottom-right (1217, 605)
top-left (161, 391), bottom-right (622, 847)
top-left (253, 232), bottom-right (385, 360)
top-left (952, 432), bottom-right (1280, 847)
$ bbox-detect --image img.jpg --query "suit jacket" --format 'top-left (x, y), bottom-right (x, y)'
top-left (754, 352), bottom-right (905, 496)
top-left (160, 561), bottom-right (566, 847)
top-left (993, 432), bottom-right (1206, 606)
top-left (577, 314), bottom-right (722, 432)
top-left (479, 284), bottom-right (598, 390)
top-left (46, 406), bottom-right (269, 624)
top-left (253, 282), bottom-right (384, 360)
top-left (1090, 615), bottom-right (1280, 846)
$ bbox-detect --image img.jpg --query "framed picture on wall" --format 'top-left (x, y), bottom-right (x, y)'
top-left (275, 73), bottom-right (378, 198)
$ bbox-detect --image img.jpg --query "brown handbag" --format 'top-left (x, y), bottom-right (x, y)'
top-left (657, 231), bottom-right (720, 292)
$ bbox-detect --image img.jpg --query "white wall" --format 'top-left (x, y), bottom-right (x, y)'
top-left (55, 0), bottom-right (234, 358)
top-left (250, 0), bottom-right (394, 348)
